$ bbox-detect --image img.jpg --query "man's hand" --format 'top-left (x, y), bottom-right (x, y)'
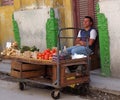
top-left (75, 38), bottom-right (86, 46)
top-left (75, 37), bottom-right (95, 46)
top-left (79, 41), bottom-right (86, 46)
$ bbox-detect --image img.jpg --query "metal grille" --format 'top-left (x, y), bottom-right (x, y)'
top-left (78, 0), bottom-right (89, 28)
top-left (73, 0), bottom-right (98, 29)
top-left (94, 0), bottom-right (99, 28)
top-left (1, 0), bottom-right (13, 6)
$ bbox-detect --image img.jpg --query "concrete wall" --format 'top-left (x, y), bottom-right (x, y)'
top-left (14, 8), bottom-right (53, 51)
top-left (99, 0), bottom-right (120, 78)
top-left (0, 0), bottom-right (73, 51)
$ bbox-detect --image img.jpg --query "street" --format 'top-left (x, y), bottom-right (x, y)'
top-left (0, 80), bottom-right (88, 100)
top-left (0, 61), bottom-right (120, 100)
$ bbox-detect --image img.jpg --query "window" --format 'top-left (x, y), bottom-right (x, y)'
top-left (1, 0), bottom-right (14, 6)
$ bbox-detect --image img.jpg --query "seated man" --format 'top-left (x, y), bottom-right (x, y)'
top-left (67, 16), bottom-right (97, 56)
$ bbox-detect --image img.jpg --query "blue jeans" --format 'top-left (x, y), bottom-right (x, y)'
top-left (66, 46), bottom-right (92, 55)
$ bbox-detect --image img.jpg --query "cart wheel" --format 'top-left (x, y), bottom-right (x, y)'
top-left (51, 90), bottom-right (60, 99)
top-left (19, 82), bottom-right (26, 90)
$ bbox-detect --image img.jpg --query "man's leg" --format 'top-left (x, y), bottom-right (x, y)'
top-left (71, 46), bottom-right (92, 55)
top-left (66, 46), bottom-right (78, 54)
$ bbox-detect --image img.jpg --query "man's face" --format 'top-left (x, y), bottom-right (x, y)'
top-left (83, 18), bottom-right (92, 28)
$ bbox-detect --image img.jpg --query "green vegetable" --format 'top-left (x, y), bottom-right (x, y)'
top-left (20, 46), bottom-right (30, 53)
top-left (20, 46), bottom-right (39, 53)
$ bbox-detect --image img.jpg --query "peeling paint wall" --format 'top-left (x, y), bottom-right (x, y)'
top-left (0, 0), bottom-right (73, 51)
top-left (0, 6), bottom-right (14, 51)
top-left (14, 8), bottom-right (54, 51)
top-left (99, 0), bottom-right (120, 78)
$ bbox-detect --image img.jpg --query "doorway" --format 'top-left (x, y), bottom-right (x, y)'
top-left (72, 0), bottom-right (100, 70)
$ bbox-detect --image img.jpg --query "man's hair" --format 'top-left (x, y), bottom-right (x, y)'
top-left (84, 16), bottom-right (93, 23)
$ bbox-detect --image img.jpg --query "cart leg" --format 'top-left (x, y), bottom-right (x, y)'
top-left (19, 82), bottom-right (26, 90)
top-left (51, 89), bottom-right (61, 99)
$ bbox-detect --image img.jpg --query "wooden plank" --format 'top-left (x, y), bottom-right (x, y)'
top-left (3, 55), bottom-right (88, 65)
top-left (11, 61), bottom-right (45, 71)
top-left (11, 61), bottom-right (22, 70)
top-left (62, 62), bottom-right (87, 67)
top-left (60, 65), bottom-right (65, 85)
top-left (11, 69), bottom-right (45, 78)
top-left (22, 64), bottom-right (45, 71)
top-left (60, 57), bottom-right (87, 64)
top-left (52, 65), bottom-right (57, 83)
top-left (3, 56), bottom-right (56, 65)
top-left (60, 76), bottom-right (89, 87)
top-left (65, 73), bottom-right (78, 78)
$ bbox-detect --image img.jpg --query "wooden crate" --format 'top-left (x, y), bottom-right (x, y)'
top-left (11, 61), bottom-right (45, 78)
top-left (60, 62), bottom-right (89, 87)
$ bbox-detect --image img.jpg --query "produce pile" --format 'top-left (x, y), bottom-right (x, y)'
top-left (37, 48), bottom-right (57, 60)
top-left (1, 42), bottom-right (19, 56)
top-left (1, 42), bottom-right (58, 61)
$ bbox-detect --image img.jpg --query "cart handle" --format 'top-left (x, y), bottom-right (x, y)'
top-left (58, 27), bottom-right (81, 36)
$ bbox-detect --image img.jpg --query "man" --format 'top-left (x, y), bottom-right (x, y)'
top-left (66, 16), bottom-right (97, 55)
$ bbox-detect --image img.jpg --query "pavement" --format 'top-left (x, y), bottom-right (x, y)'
top-left (0, 60), bottom-right (120, 97)
top-left (0, 80), bottom-right (87, 100)
top-left (0, 60), bottom-right (88, 100)
top-left (90, 69), bottom-right (120, 96)
top-left (0, 60), bottom-right (11, 73)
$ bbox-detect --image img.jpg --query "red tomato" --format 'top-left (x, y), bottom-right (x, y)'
top-left (51, 48), bottom-right (57, 53)
top-left (37, 53), bottom-right (42, 59)
top-left (44, 54), bottom-right (49, 60)
top-left (43, 51), bottom-right (46, 55)
top-left (37, 53), bottom-right (42, 57)
top-left (38, 57), bottom-right (42, 60)
top-left (49, 54), bottom-right (52, 57)
top-left (46, 48), bottom-right (51, 52)
top-left (46, 52), bottom-right (50, 55)
top-left (41, 55), bottom-right (45, 60)
top-left (44, 49), bottom-right (50, 54)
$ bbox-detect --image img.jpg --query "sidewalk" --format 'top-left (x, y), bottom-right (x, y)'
top-left (0, 60), bottom-right (120, 96)
top-left (90, 69), bottom-right (120, 96)
top-left (0, 79), bottom-right (88, 100)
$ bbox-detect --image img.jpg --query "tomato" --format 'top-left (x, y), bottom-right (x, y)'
top-left (44, 54), bottom-right (49, 60)
top-left (41, 55), bottom-right (45, 59)
top-left (37, 53), bottom-right (42, 59)
top-left (46, 48), bottom-right (51, 52)
top-left (37, 48), bottom-right (56, 60)
top-left (49, 54), bottom-right (52, 57)
top-left (44, 49), bottom-right (50, 54)
top-left (51, 48), bottom-right (57, 54)
top-left (50, 50), bottom-right (55, 54)
top-left (49, 56), bottom-right (52, 60)
top-left (38, 53), bottom-right (42, 57)
top-left (38, 57), bottom-right (42, 60)
top-left (46, 52), bottom-right (50, 55)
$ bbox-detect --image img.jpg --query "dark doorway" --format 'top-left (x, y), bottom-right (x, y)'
top-left (72, 0), bottom-right (100, 70)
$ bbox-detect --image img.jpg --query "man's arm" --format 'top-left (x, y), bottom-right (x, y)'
top-left (89, 39), bottom-right (95, 46)
top-left (75, 37), bottom-right (95, 46)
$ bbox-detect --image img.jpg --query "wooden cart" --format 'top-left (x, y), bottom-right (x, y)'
top-left (2, 28), bottom-right (90, 99)
top-left (3, 55), bottom-right (90, 99)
